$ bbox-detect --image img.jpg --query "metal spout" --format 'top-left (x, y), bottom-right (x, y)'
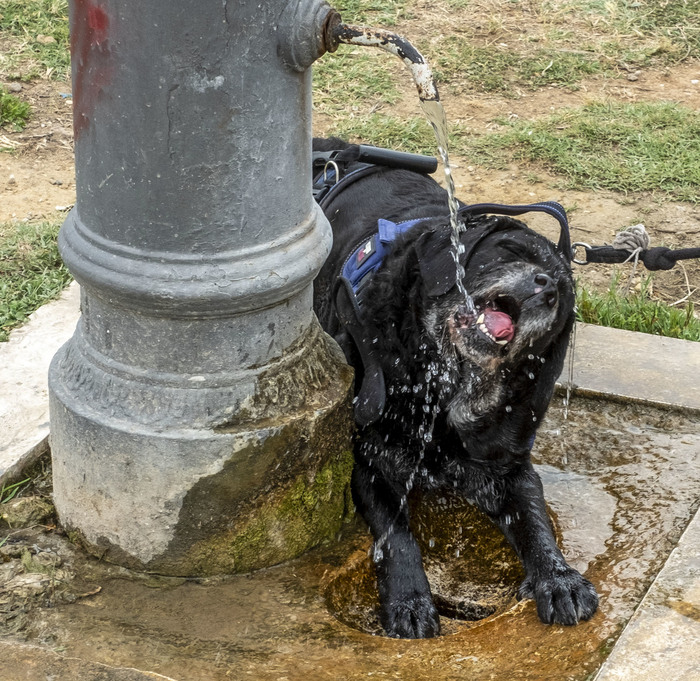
top-left (277, 0), bottom-right (341, 71)
top-left (327, 22), bottom-right (439, 102)
top-left (277, 0), bottom-right (439, 103)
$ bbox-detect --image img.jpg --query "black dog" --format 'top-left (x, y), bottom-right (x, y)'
top-left (312, 138), bottom-right (598, 638)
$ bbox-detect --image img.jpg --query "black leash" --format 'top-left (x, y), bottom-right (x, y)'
top-left (573, 242), bottom-right (700, 270)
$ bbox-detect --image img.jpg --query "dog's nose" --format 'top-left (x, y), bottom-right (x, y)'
top-left (533, 273), bottom-right (558, 307)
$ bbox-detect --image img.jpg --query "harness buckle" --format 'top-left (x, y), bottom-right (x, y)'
top-left (323, 160), bottom-right (340, 186)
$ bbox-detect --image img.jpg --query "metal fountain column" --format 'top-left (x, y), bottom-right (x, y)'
top-left (49, 0), bottom-right (353, 574)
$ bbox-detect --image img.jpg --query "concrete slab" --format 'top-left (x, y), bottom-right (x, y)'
top-left (0, 282), bottom-right (80, 484)
top-left (594, 506), bottom-right (700, 681)
top-left (562, 323), bottom-right (700, 412)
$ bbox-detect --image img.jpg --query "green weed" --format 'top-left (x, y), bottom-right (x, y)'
top-left (0, 87), bottom-right (31, 129)
top-left (576, 277), bottom-right (700, 341)
top-left (0, 221), bottom-right (72, 342)
top-left (0, 477), bottom-right (30, 504)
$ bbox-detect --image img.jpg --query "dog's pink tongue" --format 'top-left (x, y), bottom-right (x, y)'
top-left (484, 308), bottom-right (515, 342)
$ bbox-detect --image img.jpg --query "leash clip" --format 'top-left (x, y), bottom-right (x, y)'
top-left (571, 242), bottom-right (591, 265)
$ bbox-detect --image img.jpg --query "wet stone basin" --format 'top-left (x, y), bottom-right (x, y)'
top-left (8, 395), bottom-right (700, 680)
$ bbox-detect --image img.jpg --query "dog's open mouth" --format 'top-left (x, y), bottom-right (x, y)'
top-left (477, 308), bottom-right (515, 346)
top-left (478, 294), bottom-right (520, 346)
top-left (451, 295), bottom-right (520, 350)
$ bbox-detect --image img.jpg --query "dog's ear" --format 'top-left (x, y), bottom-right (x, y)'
top-left (414, 225), bottom-right (460, 297)
top-left (333, 277), bottom-right (386, 426)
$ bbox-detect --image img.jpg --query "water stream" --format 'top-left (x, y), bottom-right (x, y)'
top-left (332, 23), bottom-right (476, 315)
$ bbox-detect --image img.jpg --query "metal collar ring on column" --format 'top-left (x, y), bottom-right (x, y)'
top-left (58, 205), bottom-right (332, 316)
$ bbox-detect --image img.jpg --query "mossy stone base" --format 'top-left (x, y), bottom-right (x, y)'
top-left (61, 326), bottom-right (355, 577)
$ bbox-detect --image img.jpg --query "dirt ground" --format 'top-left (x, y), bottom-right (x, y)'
top-left (1, 58), bottom-right (699, 307)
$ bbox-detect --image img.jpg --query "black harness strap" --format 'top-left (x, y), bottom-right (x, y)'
top-left (313, 144), bottom-right (438, 210)
top-left (315, 163), bottom-right (383, 211)
top-left (458, 201), bottom-right (572, 263)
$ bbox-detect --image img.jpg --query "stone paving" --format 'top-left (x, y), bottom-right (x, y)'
top-left (0, 282), bottom-right (80, 482)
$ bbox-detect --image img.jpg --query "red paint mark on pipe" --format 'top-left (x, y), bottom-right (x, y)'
top-left (71, 0), bottom-right (112, 138)
top-left (88, 5), bottom-right (109, 41)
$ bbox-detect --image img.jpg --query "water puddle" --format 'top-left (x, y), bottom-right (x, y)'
top-left (5, 396), bottom-right (700, 680)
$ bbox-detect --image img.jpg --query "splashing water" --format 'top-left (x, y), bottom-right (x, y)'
top-left (330, 22), bottom-right (485, 560)
top-left (563, 320), bottom-right (577, 423)
top-left (369, 363), bottom-right (448, 561)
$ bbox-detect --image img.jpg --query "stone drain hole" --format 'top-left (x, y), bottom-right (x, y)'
top-left (323, 491), bottom-right (530, 636)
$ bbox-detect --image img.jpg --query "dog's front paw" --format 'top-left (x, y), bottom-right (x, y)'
top-left (519, 567), bottom-right (598, 626)
top-left (381, 593), bottom-right (441, 639)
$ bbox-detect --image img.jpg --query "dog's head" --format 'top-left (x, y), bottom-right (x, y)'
top-left (418, 216), bottom-right (575, 372)
top-left (340, 214), bottom-right (574, 427)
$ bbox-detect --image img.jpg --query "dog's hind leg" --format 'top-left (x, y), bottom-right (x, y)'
top-left (351, 458), bottom-right (441, 639)
top-left (478, 461), bottom-right (599, 626)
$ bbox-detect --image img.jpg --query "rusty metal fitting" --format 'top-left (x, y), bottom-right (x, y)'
top-left (278, 0), bottom-right (341, 71)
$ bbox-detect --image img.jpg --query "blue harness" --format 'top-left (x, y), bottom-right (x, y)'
top-left (340, 217), bottom-right (424, 295)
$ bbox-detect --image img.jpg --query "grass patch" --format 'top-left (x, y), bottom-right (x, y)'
top-left (331, 0), bottom-right (411, 26)
top-left (0, 221), bottom-right (72, 342)
top-left (0, 87), bottom-right (31, 129)
top-left (460, 101), bottom-right (700, 202)
top-left (425, 0), bottom-right (700, 95)
top-left (576, 278), bottom-right (700, 341)
top-left (432, 40), bottom-right (604, 94)
top-left (0, 0), bottom-right (70, 80)
top-left (313, 50), bottom-right (401, 116)
top-left (557, 0), bottom-right (700, 61)
top-left (325, 111), bottom-right (452, 154)
top-left (324, 103), bottom-right (700, 204)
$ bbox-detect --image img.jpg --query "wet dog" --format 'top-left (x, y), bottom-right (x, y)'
top-left (312, 138), bottom-right (599, 638)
